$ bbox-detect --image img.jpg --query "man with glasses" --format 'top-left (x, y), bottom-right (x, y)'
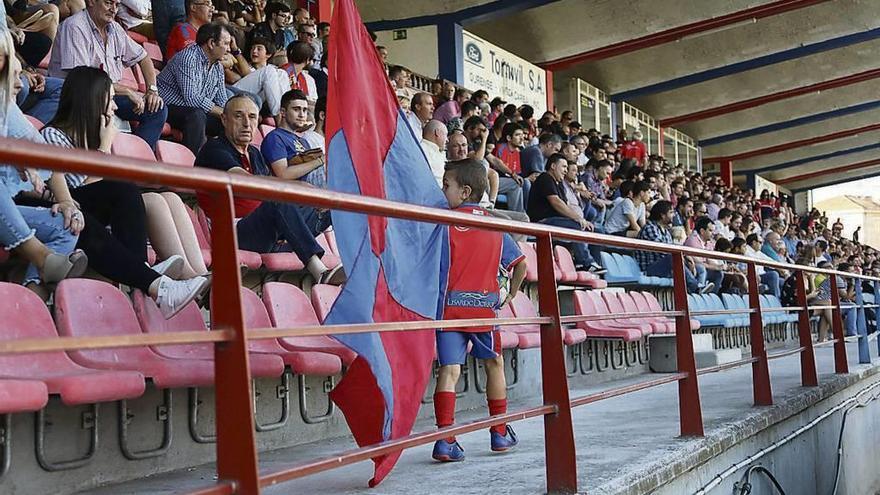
top-left (50, 0), bottom-right (169, 149)
top-left (165, 0), bottom-right (213, 60)
top-left (247, 2), bottom-right (294, 64)
top-left (296, 22), bottom-right (321, 69)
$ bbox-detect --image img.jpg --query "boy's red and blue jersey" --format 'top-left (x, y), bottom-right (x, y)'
top-left (442, 204), bottom-right (525, 333)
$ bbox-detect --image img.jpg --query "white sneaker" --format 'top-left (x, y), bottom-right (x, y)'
top-left (151, 255), bottom-right (185, 280)
top-left (156, 275), bottom-right (209, 319)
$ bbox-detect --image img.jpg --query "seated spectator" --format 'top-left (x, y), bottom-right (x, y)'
top-left (165, 0), bottom-right (214, 60)
top-left (560, 153), bottom-right (602, 232)
top-left (7, 6), bottom-right (59, 67)
top-left (158, 22), bottom-right (230, 154)
top-left (227, 36), bottom-right (288, 124)
top-left (296, 21), bottom-right (322, 69)
top-left (714, 208), bottom-right (734, 240)
top-left (117, 0), bottom-right (153, 38)
top-left (281, 40), bottom-right (317, 103)
top-left (445, 131), bottom-right (528, 232)
top-left (581, 158), bottom-right (613, 225)
top-left (744, 233), bottom-right (783, 298)
top-left (636, 201), bottom-right (712, 293)
top-left (433, 87), bottom-right (469, 125)
top-left (520, 132), bottom-right (562, 179)
top-left (684, 217), bottom-right (724, 293)
top-left (388, 64), bottom-right (416, 99)
top-left (35, 66), bottom-right (209, 317)
top-left (605, 180), bottom-right (649, 237)
top-left (196, 95), bottom-right (343, 284)
top-left (406, 92), bottom-right (433, 135)
top-left (245, 1), bottom-right (293, 64)
top-left (420, 120), bottom-right (447, 186)
top-left (0, 42), bottom-right (86, 293)
top-left (490, 122), bottom-right (530, 210)
top-left (526, 153), bottom-right (603, 273)
top-left (17, 69), bottom-right (64, 125)
top-left (260, 89), bottom-right (326, 188)
top-left (49, 0), bottom-right (169, 149)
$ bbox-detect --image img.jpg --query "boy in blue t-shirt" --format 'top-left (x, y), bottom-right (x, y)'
top-left (432, 159), bottom-right (527, 462)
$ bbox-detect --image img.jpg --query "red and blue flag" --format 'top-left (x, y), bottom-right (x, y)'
top-left (324, 0), bottom-right (449, 486)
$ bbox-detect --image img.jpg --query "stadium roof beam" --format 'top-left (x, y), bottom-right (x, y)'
top-left (658, 68), bottom-right (880, 128)
top-left (703, 123), bottom-right (880, 163)
top-left (362, 0), bottom-right (560, 31)
top-left (733, 142), bottom-right (880, 177)
top-left (539, 0), bottom-right (829, 72)
top-left (609, 26), bottom-right (880, 102)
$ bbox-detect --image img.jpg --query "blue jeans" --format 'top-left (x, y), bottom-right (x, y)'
top-left (18, 75), bottom-right (64, 124)
top-left (151, 0), bottom-right (185, 54)
top-left (236, 201), bottom-right (326, 264)
top-left (0, 179), bottom-right (78, 285)
top-left (497, 177), bottom-right (524, 213)
top-left (760, 270), bottom-right (782, 299)
top-left (537, 216), bottom-right (595, 267)
top-left (645, 254), bottom-right (705, 293)
top-left (113, 94), bottom-right (168, 149)
top-left (705, 269), bottom-right (724, 294)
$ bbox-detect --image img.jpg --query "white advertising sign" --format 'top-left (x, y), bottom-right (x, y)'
top-left (461, 30), bottom-right (547, 114)
top-left (755, 174), bottom-right (778, 196)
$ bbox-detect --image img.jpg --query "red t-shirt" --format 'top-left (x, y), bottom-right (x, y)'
top-left (493, 143), bottom-right (522, 175)
top-left (166, 22), bottom-right (197, 61)
top-left (620, 139), bottom-right (647, 165)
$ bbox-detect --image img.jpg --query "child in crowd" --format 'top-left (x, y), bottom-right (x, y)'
top-left (431, 159), bottom-right (527, 462)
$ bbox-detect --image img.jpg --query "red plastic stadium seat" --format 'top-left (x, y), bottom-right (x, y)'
top-left (554, 246), bottom-right (607, 289)
top-left (119, 67), bottom-right (141, 92)
top-left (183, 205), bottom-right (212, 268)
top-left (504, 292), bottom-right (541, 349)
top-left (126, 30), bottom-right (148, 44)
top-left (239, 287), bottom-right (342, 376)
top-left (143, 41), bottom-right (164, 69)
top-left (156, 140), bottom-right (195, 167)
top-left (495, 303), bottom-right (522, 349)
top-left (147, 245), bottom-right (157, 265)
top-left (310, 283), bottom-right (341, 323)
top-left (37, 52), bottom-right (49, 70)
top-left (317, 234), bottom-right (341, 268)
top-left (0, 283), bottom-right (146, 405)
top-left (260, 252), bottom-right (305, 272)
top-left (194, 207), bottom-right (262, 270)
top-left (25, 114), bottom-right (43, 130)
top-left (55, 279), bottom-right (216, 388)
top-left (517, 241), bottom-right (538, 283)
top-left (571, 290), bottom-right (642, 341)
top-left (251, 128), bottom-right (264, 147)
top-left (601, 292), bottom-right (662, 335)
top-left (587, 291), bottom-right (652, 337)
top-left (111, 132), bottom-right (156, 161)
top-left (510, 292), bottom-right (586, 346)
top-left (634, 291), bottom-right (700, 331)
top-left (617, 292), bottom-right (672, 333)
top-left (262, 282), bottom-right (356, 365)
top-left (132, 291), bottom-right (285, 378)
top-left (0, 379), bottom-right (48, 413)
top-left (259, 124), bottom-right (275, 138)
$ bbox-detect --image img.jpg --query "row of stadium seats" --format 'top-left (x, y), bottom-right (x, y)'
top-left (600, 251), bottom-right (673, 287)
top-left (687, 293), bottom-right (799, 329)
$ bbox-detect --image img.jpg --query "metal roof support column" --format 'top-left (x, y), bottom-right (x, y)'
top-left (720, 160), bottom-right (733, 187)
top-left (437, 21), bottom-right (464, 85)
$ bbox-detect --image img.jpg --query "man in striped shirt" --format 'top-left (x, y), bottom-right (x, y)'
top-left (157, 22), bottom-right (229, 154)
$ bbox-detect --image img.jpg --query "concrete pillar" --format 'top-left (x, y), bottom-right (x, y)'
top-left (316, 0), bottom-right (331, 22)
top-left (720, 160), bottom-right (733, 186)
top-left (658, 126), bottom-right (665, 156)
top-left (437, 21), bottom-right (463, 84)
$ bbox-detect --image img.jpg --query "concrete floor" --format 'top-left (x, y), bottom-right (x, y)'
top-left (80, 341), bottom-right (880, 495)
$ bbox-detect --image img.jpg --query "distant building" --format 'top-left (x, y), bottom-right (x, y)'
top-left (813, 195), bottom-right (880, 247)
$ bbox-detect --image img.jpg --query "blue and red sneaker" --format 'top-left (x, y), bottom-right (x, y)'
top-left (432, 439), bottom-right (465, 462)
top-left (490, 425), bottom-right (518, 452)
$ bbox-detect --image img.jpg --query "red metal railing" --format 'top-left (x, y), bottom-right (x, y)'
top-left (0, 137), bottom-right (877, 494)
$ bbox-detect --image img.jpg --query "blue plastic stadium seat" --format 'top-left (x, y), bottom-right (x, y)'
top-left (601, 252), bottom-right (635, 284)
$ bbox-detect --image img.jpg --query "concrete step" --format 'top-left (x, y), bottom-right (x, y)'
top-left (695, 348), bottom-right (743, 368)
top-left (648, 334), bottom-right (716, 373)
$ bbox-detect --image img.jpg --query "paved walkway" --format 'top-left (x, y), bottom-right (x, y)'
top-left (81, 341), bottom-right (879, 495)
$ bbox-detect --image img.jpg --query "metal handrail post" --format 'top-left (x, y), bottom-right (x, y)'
top-left (828, 274), bottom-right (849, 374)
top-left (795, 270), bottom-right (819, 386)
top-left (209, 187), bottom-right (261, 494)
top-left (746, 264), bottom-right (773, 405)
top-left (535, 234), bottom-right (578, 493)
top-left (671, 253), bottom-right (703, 436)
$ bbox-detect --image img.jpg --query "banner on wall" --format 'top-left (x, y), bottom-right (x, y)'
top-left (755, 174), bottom-right (778, 196)
top-left (461, 30), bottom-right (547, 114)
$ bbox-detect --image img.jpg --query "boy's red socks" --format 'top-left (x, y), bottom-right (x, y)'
top-left (434, 391), bottom-right (457, 443)
top-left (488, 398), bottom-right (508, 435)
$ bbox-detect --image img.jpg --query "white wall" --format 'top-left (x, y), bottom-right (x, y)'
top-left (375, 26), bottom-right (439, 79)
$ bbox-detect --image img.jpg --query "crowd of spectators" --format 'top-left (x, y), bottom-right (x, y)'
top-left (0, 0), bottom-right (876, 339)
